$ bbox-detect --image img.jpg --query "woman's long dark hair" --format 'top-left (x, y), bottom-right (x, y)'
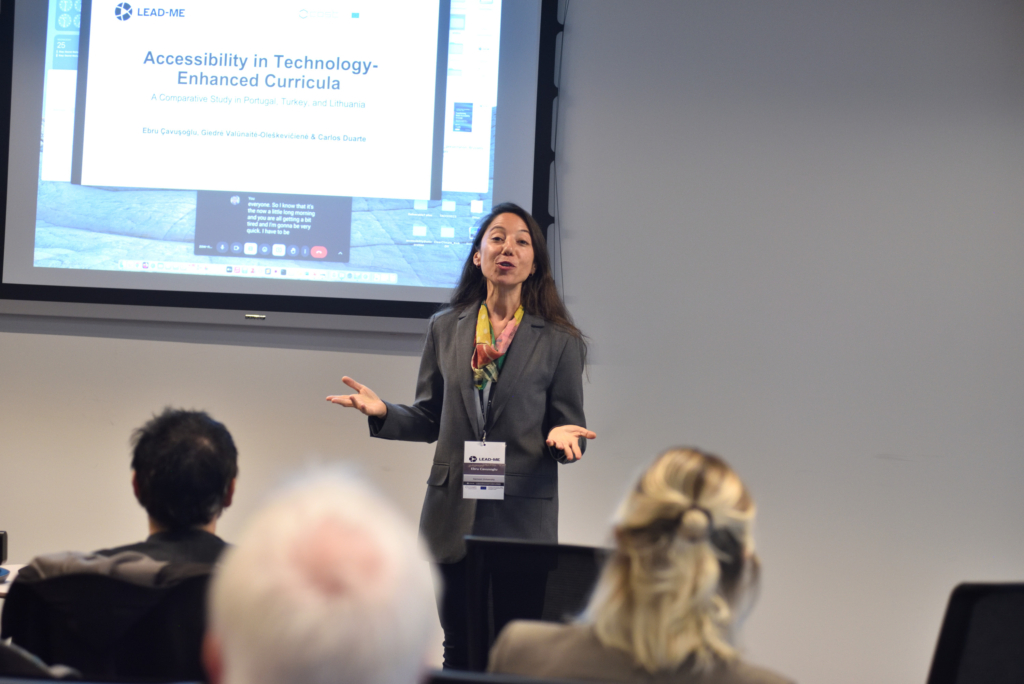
top-left (449, 202), bottom-right (585, 344)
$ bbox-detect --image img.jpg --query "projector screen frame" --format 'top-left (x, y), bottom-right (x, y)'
top-left (0, 0), bottom-right (562, 328)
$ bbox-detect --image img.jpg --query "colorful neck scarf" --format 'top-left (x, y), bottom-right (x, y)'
top-left (472, 303), bottom-right (525, 390)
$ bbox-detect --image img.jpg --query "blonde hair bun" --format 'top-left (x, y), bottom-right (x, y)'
top-left (588, 448), bottom-right (757, 674)
top-left (680, 507), bottom-right (711, 542)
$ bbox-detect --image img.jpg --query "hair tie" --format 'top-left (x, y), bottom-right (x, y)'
top-left (635, 506), bottom-right (713, 542)
top-left (679, 507), bottom-right (712, 542)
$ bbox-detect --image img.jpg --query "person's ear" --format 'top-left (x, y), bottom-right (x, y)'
top-left (131, 470), bottom-right (142, 504)
top-left (472, 251), bottom-right (481, 267)
top-left (203, 632), bottom-right (224, 684)
top-left (222, 478), bottom-right (237, 510)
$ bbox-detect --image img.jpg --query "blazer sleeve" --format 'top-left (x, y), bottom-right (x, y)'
top-left (545, 333), bottom-right (588, 463)
top-left (368, 316), bottom-right (445, 444)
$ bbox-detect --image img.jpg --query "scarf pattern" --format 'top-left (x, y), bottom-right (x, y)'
top-left (472, 303), bottom-right (524, 390)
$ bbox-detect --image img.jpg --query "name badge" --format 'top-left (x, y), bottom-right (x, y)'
top-left (463, 440), bottom-right (505, 500)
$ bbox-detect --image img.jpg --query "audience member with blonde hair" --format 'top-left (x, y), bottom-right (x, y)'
top-left (203, 469), bottom-right (437, 684)
top-left (488, 447), bottom-right (793, 683)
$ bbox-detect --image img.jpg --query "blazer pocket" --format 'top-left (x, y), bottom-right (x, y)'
top-left (504, 472), bottom-right (555, 499)
top-left (426, 462), bottom-right (449, 487)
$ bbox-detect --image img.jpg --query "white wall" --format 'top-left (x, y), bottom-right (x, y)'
top-left (3, 1), bottom-right (1024, 682)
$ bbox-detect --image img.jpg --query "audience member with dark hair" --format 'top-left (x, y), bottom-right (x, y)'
top-left (101, 407), bottom-right (239, 563)
top-left (1, 409), bottom-right (240, 680)
top-left (488, 448), bottom-right (793, 684)
top-left (15, 407), bottom-right (238, 581)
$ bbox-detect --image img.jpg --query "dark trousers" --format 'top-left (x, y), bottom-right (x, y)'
top-left (436, 558), bottom-right (547, 670)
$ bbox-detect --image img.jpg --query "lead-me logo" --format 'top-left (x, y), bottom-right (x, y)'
top-left (115, 3), bottom-right (186, 20)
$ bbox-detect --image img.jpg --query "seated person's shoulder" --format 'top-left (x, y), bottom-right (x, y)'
top-left (489, 620), bottom-right (630, 680)
top-left (97, 530), bottom-right (226, 565)
top-left (496, 619), bottom-right (589, 651)
top-left (12, 549), bottom-right (166, 585)
top-left (490, 620), bottom-right (794, 684)
top-left (95, 540), bottom-right (148, 557)
top-left (708, 660), bottom-right (794, 684)
top-left (489, 620), bottom-right (587, 666)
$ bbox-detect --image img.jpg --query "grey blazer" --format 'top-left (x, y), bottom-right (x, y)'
top-left (370, 305), bottom-right (587, 563)
top-left (489, 621), bottom-right (794, 684)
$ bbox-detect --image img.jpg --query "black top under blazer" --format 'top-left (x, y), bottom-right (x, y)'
top-left (370, 305), bottom-right (587, 564)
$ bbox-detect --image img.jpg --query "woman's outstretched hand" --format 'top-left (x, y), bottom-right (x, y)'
top-left (546, 425), bottom-right (596, 462)
top-left (326, 376), bottom-right (387, 418)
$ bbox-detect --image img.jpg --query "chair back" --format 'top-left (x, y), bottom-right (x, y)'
top-left (1, 572), bottom-right (211, 682)
top-left (0, 642), bottom-right (63, 679)
top-left (425, 668), bottom-right (593, 684)
top-left (464, 536), bottom-right (609, 671)
top-left (926, 582), bottom-right (1024, 684)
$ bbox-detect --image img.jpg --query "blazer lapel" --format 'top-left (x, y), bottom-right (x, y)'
top-left (456, 308), bottom-right (483, 438)
top-left (487, 312), bottom-right (544, 429)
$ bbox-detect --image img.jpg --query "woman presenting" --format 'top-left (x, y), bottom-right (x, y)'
top-left (328, 202), bottom-right (594, 668)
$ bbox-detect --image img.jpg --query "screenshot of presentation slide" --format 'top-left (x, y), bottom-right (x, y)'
top-left (30, 0), bottom-right (504, 290)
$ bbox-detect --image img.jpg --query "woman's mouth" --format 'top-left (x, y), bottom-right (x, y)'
top-left (497, 260), bottom-right (514, 270)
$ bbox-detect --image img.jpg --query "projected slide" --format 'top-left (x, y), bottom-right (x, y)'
top-left (74, 1), bottom-right (444, 199)
top-left (18, 0), bottom-right (509, 293)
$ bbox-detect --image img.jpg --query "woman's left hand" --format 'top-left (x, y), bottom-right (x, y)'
top-left (546, 425), bottom-right (596, 462)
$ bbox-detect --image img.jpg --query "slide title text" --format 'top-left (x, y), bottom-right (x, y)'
top-left (143, 51), bottom-right (378, 89)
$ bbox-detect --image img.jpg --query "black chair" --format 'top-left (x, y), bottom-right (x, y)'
top-left (1, 572), bottom-right (211, 682)
top-left (0, 678), bottom-right (200, 684)
top-left (0, 641), bottom-right (80, 680)
top-left (926, 583), bottom-right (1024, 684)
top-left (464, 536), bottom-right (610, 672)
top-left (425, 668), bottom-right (593, 684)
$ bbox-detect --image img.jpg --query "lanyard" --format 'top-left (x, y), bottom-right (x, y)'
top-left (474, 380), bottom-right (495, 443)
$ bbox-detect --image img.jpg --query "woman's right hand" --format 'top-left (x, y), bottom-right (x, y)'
top-left (326, 376), bottom-right (387, 418)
